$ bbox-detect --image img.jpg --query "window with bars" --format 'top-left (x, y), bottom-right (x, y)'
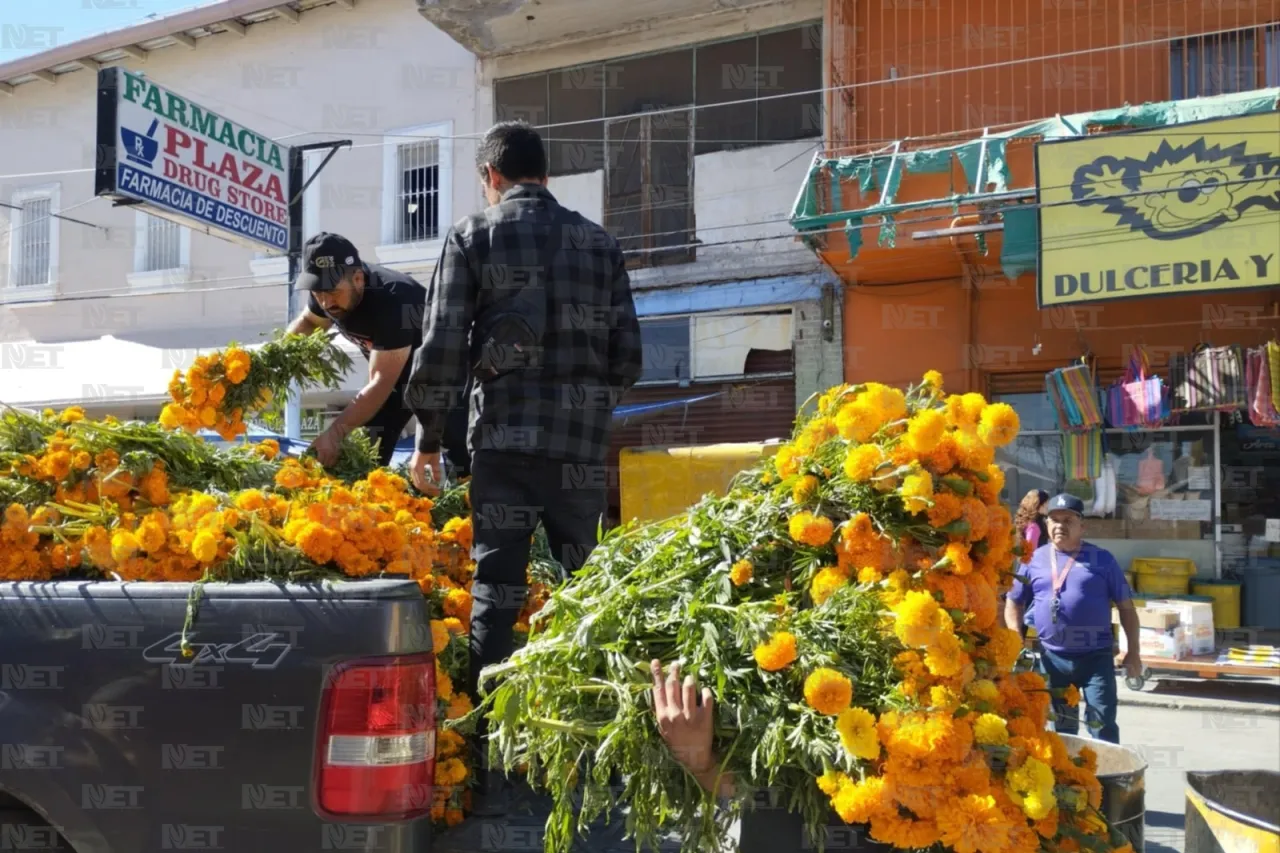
top-left (12, 194), bottom-right (53, 287)
top-left (1170, 23), bottom-right (1280, 100)
top-left (139, 214), bottom-right (184, 272)
top-left (393, 139), bottom-right (440, 243)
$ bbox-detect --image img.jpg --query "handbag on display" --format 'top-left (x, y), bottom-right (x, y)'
top-left (1047, 358), bottom-right (1104, 432)
top-left (1105, 345), bottom-right (1170, 429)
top-left (1246, 346), bottom-right (1280, 427)
top-left (1062, 428), bottom-right (1104, 481)
top-left (1170, 344), bottom-right (1246, 413)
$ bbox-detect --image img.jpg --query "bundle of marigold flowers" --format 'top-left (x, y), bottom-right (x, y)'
top-left (159, 331), bottom-right (353, 438)
top-left (0, 402), bottom-right (556, 833)
top-left (477, 373), bottom-right (1134, 853)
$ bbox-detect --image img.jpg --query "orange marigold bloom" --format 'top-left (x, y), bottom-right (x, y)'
top-left (803, 667), bottom-right (853, 716)
top-left (753, 631), bottom-right (798, 672)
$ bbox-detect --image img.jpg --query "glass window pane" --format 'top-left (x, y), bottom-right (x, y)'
top-left (640, 318), bottom-right (691, 382)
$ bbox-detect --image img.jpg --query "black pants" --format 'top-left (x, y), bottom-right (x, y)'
top-left (467, 451), bottom-right (606, 712)
top-left (362, 383), bottom-right (471, 475)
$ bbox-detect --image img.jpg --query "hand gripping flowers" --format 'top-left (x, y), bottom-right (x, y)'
top-left (478, 374), bottom-right (1133, 853)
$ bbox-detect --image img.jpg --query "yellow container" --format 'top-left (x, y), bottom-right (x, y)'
top-left (1124, 571), bottom-right (1136, 591)
top-left (1133, 557), bottom-right (1196, 597)
top-left (1191, 579), bottom-right (1242, 630)
top-left (618, 441), bottom-right (782, 525)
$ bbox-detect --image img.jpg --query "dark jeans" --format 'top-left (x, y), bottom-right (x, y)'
top-left (1040, 647), bottom-right (1120, 743)
top-left (362, 383), bottom-right (470, 476)
top-left (467, 450), bottom-right (606, 717)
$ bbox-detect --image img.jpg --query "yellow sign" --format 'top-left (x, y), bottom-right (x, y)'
top-left (1036, 111), bottom-right (1280, 307)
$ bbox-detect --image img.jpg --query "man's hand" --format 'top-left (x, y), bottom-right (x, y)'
top-left (410, 450), bottom-right (443, 495)
top-left (651, 660), bottom-right (715, 776)
top-left (1122, 650), bottom-right (1143, 680)
top-left (311, 426), bottom-right (343, 468)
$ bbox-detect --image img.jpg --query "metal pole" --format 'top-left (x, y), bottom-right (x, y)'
top-left (284, 145), bottom-right (304, 441)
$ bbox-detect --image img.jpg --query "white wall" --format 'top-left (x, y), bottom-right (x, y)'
top-left (0, 0), bottom-right (480, 350)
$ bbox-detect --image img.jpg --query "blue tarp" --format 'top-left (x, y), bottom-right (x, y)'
top-left (197, 390), bottom-right (729, 468)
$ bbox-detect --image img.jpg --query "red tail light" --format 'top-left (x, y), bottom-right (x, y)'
top-left (315, 653), bottom-right (436, 820)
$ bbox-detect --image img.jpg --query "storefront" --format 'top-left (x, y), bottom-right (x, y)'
top-left (790, 90), bottom-right (1280, 627)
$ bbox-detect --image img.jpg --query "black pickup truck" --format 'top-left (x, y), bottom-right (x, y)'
top-left (0, 578), bottom-right (439, 853)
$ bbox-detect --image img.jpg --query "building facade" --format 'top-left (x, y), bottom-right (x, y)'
top-left (791, 0), bottom-right (1280, 607)
top-left (420, 0), bottom-right (846, 480)
top-left (0, 0), bottom-right (481, 432)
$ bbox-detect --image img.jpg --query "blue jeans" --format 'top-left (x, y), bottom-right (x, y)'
top-left (1039, 647), bottom-right (1120, 744)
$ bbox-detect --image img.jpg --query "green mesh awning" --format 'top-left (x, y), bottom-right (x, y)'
top-left (790, 88), bottom-right (1280, 280)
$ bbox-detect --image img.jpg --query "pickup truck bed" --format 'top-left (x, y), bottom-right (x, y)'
top-left (0, 579), bottom-right (436, 853)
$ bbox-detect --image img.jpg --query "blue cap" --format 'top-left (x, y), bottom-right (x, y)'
top-left (1047, 493), bottom-right (1085, 516)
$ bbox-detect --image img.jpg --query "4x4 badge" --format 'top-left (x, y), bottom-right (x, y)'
top-left (143, 633), bottom-right (291, 670)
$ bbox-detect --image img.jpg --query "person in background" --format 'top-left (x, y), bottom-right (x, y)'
top-left (1003, 493), bottom-right (1142, 743)
top-left (405, 121), bottom-right (643, 812)
top-left (1014, 488), bottom-right (1050, 553)
top-left (286, 232), bottom-right (471, 474)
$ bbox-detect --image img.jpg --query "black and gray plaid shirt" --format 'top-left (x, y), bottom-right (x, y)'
top-left (407, 184), bottom-right (643, 463)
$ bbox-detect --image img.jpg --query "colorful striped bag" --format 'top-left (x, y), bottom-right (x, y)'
top-left (1062, 428), bottom-right (1104, 481)
top-left (1105, 345), bottom-right (1169, 429)
top-left (1047, 360), bottom-right (1104, 432)
top-left (1246, 346), bottom-right (1280, 427)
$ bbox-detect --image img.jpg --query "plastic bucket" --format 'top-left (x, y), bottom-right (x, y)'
top-left (1061, 734), bottom-right (1146, 851)
top-left (1185, 769), bottom-right (1280, 853)
top-left (1191, 579), bottom-right (1242, 630)
top-left (1137, 571), bottom-right (1191, 596)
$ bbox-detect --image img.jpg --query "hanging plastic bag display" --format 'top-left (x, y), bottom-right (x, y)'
top-left (1170, 344), bottom-right (1246, 413)
top-left (1105, 345), bottom-right (1170, 429)
top-left (1062, 428), bottom-right (1104, 481)
top-left (1047, 359), bottom-right (1104, 431)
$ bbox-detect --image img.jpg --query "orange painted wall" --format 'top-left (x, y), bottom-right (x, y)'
top-left (844, 273), bottom-right (1279, 392)
top-left (834, 0), bottom-right (1280, 149)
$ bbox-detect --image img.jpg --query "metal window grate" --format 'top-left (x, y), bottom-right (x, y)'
top-left (142, 215), bottom-right (182, 272)
top-left (15, 197), bottom-right (52, 287)
top-left (395, 139), bottom-right (439, 243)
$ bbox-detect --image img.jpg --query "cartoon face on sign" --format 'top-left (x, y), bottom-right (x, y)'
top-left (1069, 136), bottom-right (1280, 240)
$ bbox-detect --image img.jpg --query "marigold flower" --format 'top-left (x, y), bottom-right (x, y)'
top-left (831, 775), bottom-right (888, 825)
top-left (935, 793), bottom-right (1018, 853)
top-left (191, 530), bottom-right (219, 563)
top-left (110, 530), bottom-right (140, 564)
top-left (923, 369), bottom-right (944, 392)
top-left (788, 511), bottom-right (834, 547)
top-left (835, 706), bottom-right (879, 760)
top-left (973, 713), bottom-right (1010, 746)
top-left (905, 408), bottom-right (947, 455)
top-left (1063, 684), bottom-right (1081, 707)
top-left (773, 445), bottom-right (800, 478)
top-left (835, 401), bottom-right (880, 443)
top-left (900, 470), bottom-right (934, 514)
top-left (810, 566), bottom-right (849, 606)
top-left (804, 667), bottom-right (853, 716)
top-left (443, 588), bottom-right (473, 621)
top-left (791, 474), bottom-right (820, 504)
top-left (891, 590), bottom-right (944, 648)
top-left (977, 403), bottom-right (1020, 447)
top-left (753, 631), bottom-right (798, 672)
top-left (816, 768), bottom-right (847, 796)
top-left (729, 559), bottom-right (753, 586)
top-left (842, 444), bottom-right (884, 482)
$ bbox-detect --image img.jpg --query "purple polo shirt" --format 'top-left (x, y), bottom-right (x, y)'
top-left (1011, 541), bottom-right (1132, 656)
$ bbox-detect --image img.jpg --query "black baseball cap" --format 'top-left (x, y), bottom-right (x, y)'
top-left (294, 232), bottom-right (361, 292)
top-left (1046, 493), bottom-right (1085, 517)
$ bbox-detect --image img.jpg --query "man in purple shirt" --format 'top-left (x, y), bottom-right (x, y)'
top-left (1004, 493), bottom-right (1142, 743)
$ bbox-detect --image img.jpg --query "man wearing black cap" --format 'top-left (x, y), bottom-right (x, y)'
top-left (286, 232), bottom-right (471, 474)
top-left (1004, 493), bottom-right (1142, 743)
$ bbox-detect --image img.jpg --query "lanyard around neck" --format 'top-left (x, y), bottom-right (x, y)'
top-left (1049, 546), bottom-right (1080, 596)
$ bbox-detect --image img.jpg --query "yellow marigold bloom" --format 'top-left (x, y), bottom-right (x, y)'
top-left (816, 768), bottom-right (847, 796)
top-left (191, 530), bottom-right (219, 563)
top-left (945, 392), bottom-right (988, 431)
top-left (443, 588), bottom-right (473, 621)
top-left (831, 775), bottom-right (888, 825)
top-left (137, 519), bottom-right (167, 554)
top-left (774, 445), bottom-right (800, 478)
top-left (788, 511), bottom-right (834, 547)
top-left (810, 566), bottom-right (849, 606)
top-left (729, 559), bottom-right (753, 586)
top-left (430, 620), bottom-right (451, 654)
top-left (860, 383), bottom-right (908, 423)
top-left (208, 383), bottom-right (227, 405)
top-left (791, 474), bottom-right (820, 504)
top-left (922, 370), bottom-right (944, 392)
top-left (944, 541), bottom-right (975, 576)
top-left (224, 349), bottom-right (252, 384)
top-left (275, 462), bottom-right (309, 490)
top-left (935, 793), bottom-right (1015, 853)
top-left (899, 470), bottom-right (934, 514)
top-left (835, 706), bottom-right (879, 760)
top-left (59, 406), bottom-right (85, 423)
top-left (975, 463), bottom-right (1006, 505)
top-left (435, 664), bottom-right (454, 702)
top-left (5, 503), bottom-right (30, 528)
top-left (753, 631), bottom-right (798, 672)
top-left (967, 679), bottom-right (999, 703)
top-left (985, 627), bottom-right (1023, 672)
top-left (929, 685), bottom-right (961, 711)
top-left (446, 693), bottom-right (473, 720)
top-left (835, 401), bottom-right (879, 443)
top-left (109, 530), bottom-right (140, 564)
top-left (926, 493), bottom-right (965, 528)
top-left (977, 402), bottom-right (1020, 447)
top-left (842, 444), bottom-right (884, 482)
top-left (257, 439), bottom-right (279, 460)
top-left (973, 713), bottom-right (1010, 746)
top-left (198, 406), bottom-right (218, 428)
top-left (892, 589), bottom-right (944, 648)
top-left (905, 408), bottom-right (947, 454)
top-left (803, 667), bottom-right (853, 716)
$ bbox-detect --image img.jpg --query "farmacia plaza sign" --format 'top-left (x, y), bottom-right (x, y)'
top-left (96, 67), bottom-right (291, 252)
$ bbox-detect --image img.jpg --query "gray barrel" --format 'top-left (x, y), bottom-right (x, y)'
top-left (1184, 769), bottom-right (1280, 853)
top-left (738, 787), bottom-right (893, 853)
top-left (1061, 734), bottom-right (1146, 851)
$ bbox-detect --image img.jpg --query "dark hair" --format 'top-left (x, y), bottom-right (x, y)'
top-left (476, 121), bottom-right (548, 182)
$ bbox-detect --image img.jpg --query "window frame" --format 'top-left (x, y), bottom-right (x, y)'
top-left (1169, 23), bottom-right (1280, 100)
top-left (5, 182), bottom-right (61, 302)
top-left (128, 211), bottom-right (191, 292)
top-left (376, 119), bottom-right (454, 273)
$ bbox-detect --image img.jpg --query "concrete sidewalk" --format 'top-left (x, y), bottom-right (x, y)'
top-left (1116, 674), bottom-right (1280, 716)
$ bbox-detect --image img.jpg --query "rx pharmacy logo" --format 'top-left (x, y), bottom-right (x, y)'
top-left (121, 118), bottom-right (160, 169)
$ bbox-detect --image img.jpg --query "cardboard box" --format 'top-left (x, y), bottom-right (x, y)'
top-left (1086, 518), bottom-right (1128, 539)
top-left (1120, 624), bottom-right (1190, 660)
top-left (1136, 607), bottom-right (1180, 630)
top-left (1145, 598), bottom-right (1215, 655)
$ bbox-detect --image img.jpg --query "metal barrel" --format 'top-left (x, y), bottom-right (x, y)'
top-left (1184, 769), bottom-right (1280, 853)
top-left (1060, 734), bottom-right (1147, 851)
top-left (738, 788), bottom-right (894, 853)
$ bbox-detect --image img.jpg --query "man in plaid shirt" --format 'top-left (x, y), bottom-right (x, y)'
top-left (406, 121), bottom-right (642, 810)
